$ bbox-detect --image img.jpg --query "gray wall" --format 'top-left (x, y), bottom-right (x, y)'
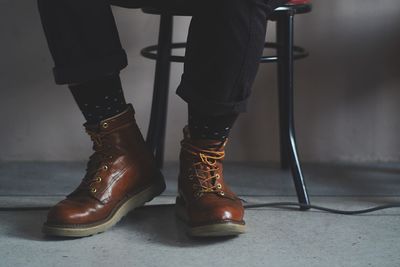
top-left (0, 0), bottom-right (399, 162)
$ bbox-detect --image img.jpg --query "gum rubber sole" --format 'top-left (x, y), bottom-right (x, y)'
top-left (188, 223), bottom-right (246, 237)
top-left (42, 177), bottom-right (166, 237)
top-left (175, 200), bottom-right (246, 237)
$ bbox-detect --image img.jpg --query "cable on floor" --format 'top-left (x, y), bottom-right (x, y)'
top-left (1, 201), bottom-right (400, 215)
top-left (243, 202), bottom-right (400, 215)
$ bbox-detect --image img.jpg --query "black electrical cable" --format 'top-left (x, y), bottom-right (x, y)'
top-left (243, 202), bottom-right (400, 215)
top-left (1, 201), bottom-right (400, 215)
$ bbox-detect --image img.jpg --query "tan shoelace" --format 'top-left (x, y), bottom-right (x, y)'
top-left (182, 141), bottom-right (226, 198)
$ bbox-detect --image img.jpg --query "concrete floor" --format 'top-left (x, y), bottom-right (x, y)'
top-left (1, 162), bottom-right (400, 267)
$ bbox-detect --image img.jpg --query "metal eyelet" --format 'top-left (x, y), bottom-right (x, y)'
top-left (217, 184), bottom-right (222, 189)
top-left (96, 177), bottom-right (102, 182)
top-left (102, 122), bottom-right (109, 129)
top-left (103, 165), bottom-right (109, 171)
top-left (219, 191), bottom-right (225, 196)
top-left (91, 188), bottom-right (97, 193)
top-left (215, 174), bottom-right (220, 179)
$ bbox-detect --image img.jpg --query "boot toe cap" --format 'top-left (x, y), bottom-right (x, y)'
top-left (46, 198), bottom-right (101, 226)
top-left (188, 197), bottom-right (245, 226)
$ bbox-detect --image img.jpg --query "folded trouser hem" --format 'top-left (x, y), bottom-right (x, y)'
top-left (175, 81), bottom-right (249, 116)
top-left (53, 50), bottom-right (128, 85)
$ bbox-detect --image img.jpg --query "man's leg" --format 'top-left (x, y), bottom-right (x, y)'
top-left (176, 0), bottom-right (288, 236)
top-left (180, 0), bottom-right (289, 142)
top-left (38, 0), bottom-right (129, 123)
top-left (177, 0), bottom-right (288, 116)
top-left (37, 0), bottom-right (165, 237)
top-left (37, 0), bottom-right (127, 84)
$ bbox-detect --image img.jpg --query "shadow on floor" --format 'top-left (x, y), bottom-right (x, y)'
top-left (3, 206), bottom-right (238, 247)
top-left (121, 205), bottom-right (239, 247)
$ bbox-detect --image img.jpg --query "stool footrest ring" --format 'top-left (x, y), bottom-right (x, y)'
top-left (140, 42), bottom-right (309, 63)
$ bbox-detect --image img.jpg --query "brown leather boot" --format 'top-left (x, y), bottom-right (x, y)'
top-left (42, 104), bottom-right (165, 237)
top-left (175, 126), bottom-right (245, 237)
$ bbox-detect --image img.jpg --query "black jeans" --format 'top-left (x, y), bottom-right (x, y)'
top-left (37, 0), bottom-right (288, 115)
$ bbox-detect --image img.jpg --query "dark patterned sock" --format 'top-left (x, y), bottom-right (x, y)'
top-left (188, 105), bottom-right (239, 141)
top-left (69, 74), bottom-right (128, 124)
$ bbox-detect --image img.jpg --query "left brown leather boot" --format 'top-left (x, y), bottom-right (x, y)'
top-left (42, 104), bottom-right (165, 237)
top-left (175, 126), bottom-right (245, 237)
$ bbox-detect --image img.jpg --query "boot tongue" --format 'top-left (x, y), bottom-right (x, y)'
top-left (181, 126), bottom-right (226, 193)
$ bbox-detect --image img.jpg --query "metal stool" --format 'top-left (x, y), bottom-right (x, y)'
top-left (112, 0), bottom-right (312, 208)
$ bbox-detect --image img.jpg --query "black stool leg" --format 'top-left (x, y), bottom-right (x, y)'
top-left (277, 20), bottom-right (290, 171)
top-left (277, 38), bottom-right (290, 171)
top-left (146, 14), bottom-right (173, 169)
top-left (276, 11), bottom-right (310, 208)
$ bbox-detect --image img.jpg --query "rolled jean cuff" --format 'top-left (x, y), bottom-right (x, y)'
top-left (176, 81), bottom-right (249, 116)
top-left (53, 49), bottom-right (128, 85)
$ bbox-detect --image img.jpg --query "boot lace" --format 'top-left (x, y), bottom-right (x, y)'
top-left (80, 129), bottom-right (113, 194)
top-left (182, 142), bottom-right (226, 198)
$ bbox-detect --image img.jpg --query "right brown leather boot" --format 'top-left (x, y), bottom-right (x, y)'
top-left (42, 104), bottom-right (165, 237)
top-left (176, 126), bottom-right (245, 237)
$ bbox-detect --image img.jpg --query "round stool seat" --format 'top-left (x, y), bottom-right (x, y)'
top-left (141, 1), bottom-right (312, 16)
